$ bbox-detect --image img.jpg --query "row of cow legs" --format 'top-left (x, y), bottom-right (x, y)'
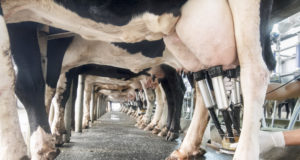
top-left (47, 74), bottom-right (109, 147)
top-left (126, 79), bottom-right (209, 159)
top-left (121, 83), bottom-right (170, 136)
top-left (126, 66), bottom-right (244, 158)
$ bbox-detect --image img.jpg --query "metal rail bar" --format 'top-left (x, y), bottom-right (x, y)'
top-left (47, 32), bottom-right (75, 40)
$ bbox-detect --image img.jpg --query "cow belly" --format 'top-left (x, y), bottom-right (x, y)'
top-left (176, 0), bottom-right (237, 69)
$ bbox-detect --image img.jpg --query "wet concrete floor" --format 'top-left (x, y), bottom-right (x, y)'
top-left (56, 111), bottom-right (234, 160)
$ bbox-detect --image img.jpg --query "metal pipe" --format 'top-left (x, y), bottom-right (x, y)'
top-left (64, 80), bottom-right (73, 142)
top-left (211, 77), bottom-right (229, 110)
top-left (90, 85), bottom-right (95, 123)
top-left (208, 66), bottom-right (229, 110)
top-left (197, 80), bottom-right (216, 108)
top-left (75, 75), bottom-right (84, 132)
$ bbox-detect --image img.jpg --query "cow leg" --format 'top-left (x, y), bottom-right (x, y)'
top-left (141, 81), bottom-right (156, 126)
top-left (45, 36), bottom-right (73, 115)
top-left (145, 85), bottom-right (164, 131)
top-left (228, 0), bottom-right (270, 159)
top-left (287, 101), bottom-right (292, 119)
top-left (75, 75), bottom-right (85, 132)
top-left (8, 22), bottom-right (59, 159)
top-left (90, 86), bottom-right (96, 123)
top-left (156, 97), bottom-right (169, 136)
top-left (51, 72), bottom-right (73, 146)
top-left (168, 82), bottom-right (208, 159)
top-left (45, 85), bottom-right (56, 115)
top-left (70, 75), bottom-right (78, 131)
top-left (159, 65), bottom-right (185, 141)
top-left (168, 75), bottom-right (185, 141)
top-left (278, 103), bottom-right (282, 119)
top-left (161, 78), bottom-right (174, 138)
top-left (82, 82), bottom-right (92, 129)
top-left (64, 78), bottom-right (74, 143)
top-left (0, 11), bottom-right (28, 160)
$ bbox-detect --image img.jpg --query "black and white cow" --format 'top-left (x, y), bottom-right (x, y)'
top-left (1, 0), bottom-right (299, 159)
top-left (2, 18), bottom-right (184, 158)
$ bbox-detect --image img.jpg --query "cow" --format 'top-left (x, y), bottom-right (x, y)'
top-left (5, 21), bottom-right (179, 158)
top-left (2, 7), bottom-right (188, 155)
top-left (2, 19), bottom-right (179, 159)
top-left (6, 19), bottom-right (184, 157)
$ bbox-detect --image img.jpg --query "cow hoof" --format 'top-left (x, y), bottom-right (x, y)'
top-left (144, 124), bottom-right (154, 131)
top-left (158, 131), bottom-right (166, 137)
top-left (139, 123), bottom-right (147, 129)
top-left (31, 127), bottom-right (61, 160)
top-left (166, 148), bottom-right (206, 160)
top-left (62, 133), bottom-right (71, 143)
top-left (32, 148), bottom-right (60, 160)
top-left (137, 123), bottom-right (143, 128)
top-left (152, 128), bottom-right (161, 134)
top-left (82, 122), bottom-right (89, 129)
top-left (158, 127), bottom-right (168, 137)
top-left (84, 125), bottom-right (90, 129)
top-left (20, 156), bottom-right (30, 160)
top-left (166, 150), bottom-right (186, 160)
top-left (166, 131), bottom-right (179, 141)
top-left (55, 135), bottom-right (64, 147)
top-left (46, 148), bottom-right (61, 160)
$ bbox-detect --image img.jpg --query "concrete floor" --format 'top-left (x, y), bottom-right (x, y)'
top-left (56, 111), bottom-right (233, 160)
top-left (17, 109), bottom-right (300, 160)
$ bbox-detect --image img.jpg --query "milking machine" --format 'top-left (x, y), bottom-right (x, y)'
top-left (194, 70), bottom-right (225, 138)
top-left (207, 66), bottom-right (235, 144)
top-left (224, 67), bottom-right (242, 136)
top-left (194, 66), bottom-right (242, 154)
